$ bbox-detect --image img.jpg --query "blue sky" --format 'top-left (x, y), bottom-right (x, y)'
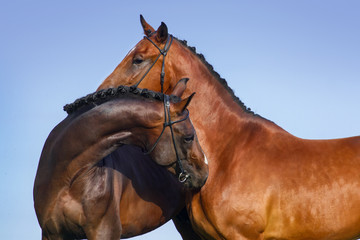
top-left (1, 1), bottom-right (359, 239)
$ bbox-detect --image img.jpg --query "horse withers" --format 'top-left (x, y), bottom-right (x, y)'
top-left (33, 85), bottom-right (208, 240)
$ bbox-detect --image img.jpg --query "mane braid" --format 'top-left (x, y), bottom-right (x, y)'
top-left (63, 85), bottom-right (180, 115)
top-left (174, 37), bottom-right (255, 115)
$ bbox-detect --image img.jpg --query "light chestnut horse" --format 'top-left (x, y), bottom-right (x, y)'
top-left (97, 16), bottom-right (360, 240)
top-left (33, 86), bottom-right (208, 239)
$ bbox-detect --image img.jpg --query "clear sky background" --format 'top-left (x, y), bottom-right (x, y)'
top-left (1, 1), bottom-right (359, 239)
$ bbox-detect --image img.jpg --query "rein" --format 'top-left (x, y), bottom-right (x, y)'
top-left (145, 94), bottom-right (190, 183)
top-left (133, 33), bottom-right (174, 93)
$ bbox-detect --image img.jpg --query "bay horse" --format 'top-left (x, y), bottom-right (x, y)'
top-left (33, 85), bottom-right (208, 240)
top-left (97, 16), bottom-right (360, 240)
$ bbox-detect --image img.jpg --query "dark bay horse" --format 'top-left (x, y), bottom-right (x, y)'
top-left (34, 85), bottom-right (208, 240)
top-left (97, 16), bottom-right (360, 240)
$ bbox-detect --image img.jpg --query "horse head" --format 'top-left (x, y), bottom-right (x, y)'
top-left (144, 91), bottom-right (208, 189)
top-left (97, 15), bottom-right (196, 97)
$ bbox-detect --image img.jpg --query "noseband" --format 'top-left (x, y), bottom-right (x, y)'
top-left (145, 94), bottom-right (190, 183)
top-left (133, 33), bottom-right (174, 93)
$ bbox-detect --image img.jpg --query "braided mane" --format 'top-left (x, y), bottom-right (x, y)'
top-left (174, 37), bottom-right (254, 115)
top-left (65, 37), bottom-right (254, 116)
top-left (63, 85), bottom-right (180, 115)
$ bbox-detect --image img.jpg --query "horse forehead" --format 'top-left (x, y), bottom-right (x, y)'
top-left (128, 45), bottom-right (158, 61)
top-left (124, 45), bottom-right (137, 58)
top-left (124, 40), bottom-right (146, 57)
top-left (173, 119), bottom-right (194, 134)
top-left (128, 46), bottom-right (136, 54)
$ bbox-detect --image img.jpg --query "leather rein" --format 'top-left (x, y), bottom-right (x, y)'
top-left (134, 33), bottom-right (189, 183)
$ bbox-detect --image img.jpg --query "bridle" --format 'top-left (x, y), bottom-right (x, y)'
top-left (133, 32), bottom-right (190, 182)
top-left (133, 32), bottom-right (174, 93)
top-left (145, 94), bottom-right (190, 183)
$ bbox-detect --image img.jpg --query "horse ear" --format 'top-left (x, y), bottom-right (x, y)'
top-left (171, 92), bottom-right (195, 115)
top-left (156, 22), bottom-right (168, 43)
top-left (167, 78), bottom-right (189, 97)
top-left (140, 14), bottom-right (155, 37)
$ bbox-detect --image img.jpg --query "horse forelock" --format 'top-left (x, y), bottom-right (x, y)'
top-left (63, 85), bottom-right (181, 115)
top-left (174, 37), bottom-right (254, 115)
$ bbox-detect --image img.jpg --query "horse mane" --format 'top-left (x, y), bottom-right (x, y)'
top-left (174, 37), bottom-right (254, 115)
top-left (63, 85), bottom-right (180, 115)
top-left (65, 38), bottom-right (255, 116)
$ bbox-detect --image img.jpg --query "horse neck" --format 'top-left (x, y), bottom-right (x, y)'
top-left (170, 41), bottom-right (286, 166)
top-left (58, 99), bottom-right (160, 179)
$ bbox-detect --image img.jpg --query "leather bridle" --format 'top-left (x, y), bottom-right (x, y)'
top-left (133, 32), bottom-right (190, 182)
top-left (145, 94), bottom-right (190, 183)
top-left (133, 33), bottom-right (174, 93)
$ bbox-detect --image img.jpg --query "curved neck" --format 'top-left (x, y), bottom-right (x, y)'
top-left (51, 99), bottom-right (161, 182)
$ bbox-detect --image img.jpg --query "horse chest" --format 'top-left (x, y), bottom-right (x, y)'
top-left (190, 182), bottom-right (267, 240)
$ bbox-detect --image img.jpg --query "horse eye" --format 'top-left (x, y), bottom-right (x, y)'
top-left (132, 57), bottom-right (144, 65)
top-left (184, 135), bottom-right (194, 143)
